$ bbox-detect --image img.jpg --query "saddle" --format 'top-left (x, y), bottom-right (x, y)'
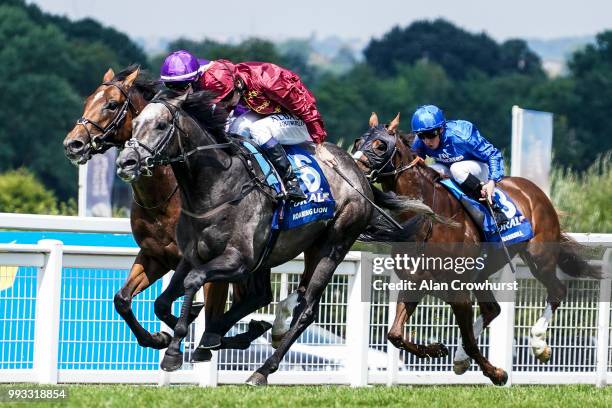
top-left (439, 179), bottom-right (534, 244)
top-left (237, 138), bottom-right (336, 230)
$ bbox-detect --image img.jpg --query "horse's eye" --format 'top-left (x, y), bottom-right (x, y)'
top-left (156, 121), bottom-right (168, 130)
top-left (106, 101), bottom-right (119, 110)
top-left (373, 141), bottom-right (387, 153)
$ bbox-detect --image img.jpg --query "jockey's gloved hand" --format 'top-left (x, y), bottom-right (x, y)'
top-left (481, 180), bottom-right (495, 204)
top-left (316, 144), bottom-right (337, 168)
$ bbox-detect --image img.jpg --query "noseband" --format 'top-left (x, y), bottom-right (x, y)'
top-left (356, 129), bottom-right (422, 182)
top-left (124, 100), bottom-right (232, 176)
top-left (76, 81), bottom-right (140, 152)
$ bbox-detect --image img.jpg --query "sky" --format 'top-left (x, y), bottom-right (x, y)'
top-left (27, 0), bottom-right (612, 43)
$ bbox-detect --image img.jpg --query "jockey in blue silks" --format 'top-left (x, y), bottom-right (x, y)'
top-left (411, 105), bottom-right (507, 221)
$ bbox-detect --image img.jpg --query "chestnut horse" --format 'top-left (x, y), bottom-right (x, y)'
top-left (63, 66), bottom-right (268, 361)
top-left (353, 113), bottom-right (599, 385)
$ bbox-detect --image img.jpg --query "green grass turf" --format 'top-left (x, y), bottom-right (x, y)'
top-left (1, 384), bottom-right (611, 408)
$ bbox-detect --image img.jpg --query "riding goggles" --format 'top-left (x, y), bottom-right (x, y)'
top-left (416, 127), bottom-right (443, 140)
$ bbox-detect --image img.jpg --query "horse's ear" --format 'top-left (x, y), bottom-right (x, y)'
top-left (369, 112), bottom-right (379, 127)
top-left (388, 112), bottom-right (401, 133)
top-left (351, 138), bottom-right (361, 154)
top-left (123, 67), bottom-right (140, 88)
top-left (103, 68), bottom-right (115, 82)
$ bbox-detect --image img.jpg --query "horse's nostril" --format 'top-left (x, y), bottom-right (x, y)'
top-left (68, 140), bottom-right (84, 152)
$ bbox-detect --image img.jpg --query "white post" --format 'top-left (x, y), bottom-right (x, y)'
top-left (158, 272), bottom-right (172, 386)
top-left (195, 287), bottom-right (218, 387)
top-left (33, 239), bottom-right (63, 384)
top-left (595, 249), bottom-right (612, 387)
top-left (487, 264), bottom-right (515, 386)
top-left (510, 105), bottom-right (522, 177)
top-left (386, 272), bottom-right (400, 386)
top-left (345, 252), bottom-right (371, 387)
top-left (78, 163), bottom-right (88, 217)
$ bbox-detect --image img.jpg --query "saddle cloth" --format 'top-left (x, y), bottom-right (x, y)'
top-left (240, 140), bottom-right (335, 230)
top-left (439, 178), bottom-right (534, 244)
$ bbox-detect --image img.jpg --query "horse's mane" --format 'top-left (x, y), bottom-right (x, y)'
top-left (151, 89), bottom-right (228, 142)
top-left (113, 64), bottom-right (159, 101)
top-left (183, 91), bottom-right (229, 141)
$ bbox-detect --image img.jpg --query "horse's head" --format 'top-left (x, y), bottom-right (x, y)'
top-left (352, 112), bottom-right (419, 182)
top-left (63, 66), bottom-right (148, 165)
top-left (116, 89), bottom-right (227, 183)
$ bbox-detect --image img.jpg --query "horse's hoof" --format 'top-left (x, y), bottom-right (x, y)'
top-left (160, 352), bottom-right (183, 372)
top-left (199, 333), bottom-right (222, 349)
top-left (250, 319), bottom-right (273, 335)
top-left (491, 368), bottom-right (508, 386)
top-left (453, 358), bottom-right (471, 375)
top-left (535, 345), bottom-right (552, 363)
top-left (427, 342), bottom-right (449, 358)
top-left (245, 371), bottom-right (268, 386)
top-left (190, 347), bottom-right (213, 363)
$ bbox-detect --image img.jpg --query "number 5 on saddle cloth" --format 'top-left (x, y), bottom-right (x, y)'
top-left (439, 178), bottom-right (534, 244)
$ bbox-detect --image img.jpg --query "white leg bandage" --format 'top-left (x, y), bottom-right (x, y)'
top-left (530, 304), bottom-right (553, 358)
top-left (455, 315), bottom-right (484, 362)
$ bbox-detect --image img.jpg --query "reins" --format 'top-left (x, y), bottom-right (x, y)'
top-left (124, 99), bottom-right (277, 219)
top-left (76, 81), bottom-right (140, 151)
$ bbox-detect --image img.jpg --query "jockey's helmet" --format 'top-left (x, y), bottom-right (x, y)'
top-left (411, 105), bottom-right (446, 134)
top-left (160, 50), bottom-right (202, 91)
top-left (201, 60), bottom-right (237, 104)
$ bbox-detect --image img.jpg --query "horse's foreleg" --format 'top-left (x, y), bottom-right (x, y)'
top-left (113, 252), bottom-right (179, 349)
top-left (454, 289), bottom-right (501, 375)
top-left (160, 248), bottom-right (248, 372)
top-left (191, 269), bottom-right (273, 362)
top-left (387, 297), bottom-right (449, 359)
top-left (451, 297), bottom-right (507, 386)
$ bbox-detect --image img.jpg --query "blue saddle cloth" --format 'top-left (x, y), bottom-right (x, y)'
top-left (439, 178), bottom-right (534, 244)
top-left (240, 141), bottom-right (335, 230)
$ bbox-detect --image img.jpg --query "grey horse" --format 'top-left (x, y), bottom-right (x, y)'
top-left (116, 89), bottom-right (437, 385)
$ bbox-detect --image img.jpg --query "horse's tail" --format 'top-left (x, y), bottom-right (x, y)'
top-left (557, 233), bottom-right (601, 279)
top-left (357, 214), bottom-right (425, 242)
top-left (371, 186), bottom-right (460, 228)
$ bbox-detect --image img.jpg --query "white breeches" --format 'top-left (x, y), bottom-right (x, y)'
top-left (430, 160), bottom-right (489, 183)
top-left (227, 111), bottom-right (312, 146)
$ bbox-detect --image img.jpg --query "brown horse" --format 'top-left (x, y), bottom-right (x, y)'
top-left (63, 66), bottom-right (268, 360)
top-left (353, 113), bottom-right (599, 385)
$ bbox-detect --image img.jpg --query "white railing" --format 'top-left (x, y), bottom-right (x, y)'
top-left (0, 212), bottom-right (610, 386)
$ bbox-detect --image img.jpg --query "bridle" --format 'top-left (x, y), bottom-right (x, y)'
top-left (356, 128), bottom-right (422, 183)
top-left (76, 81), bottom-right (141, 152)
top-left (124, 99), bottom-right (232, 176)
top-left (122, 98), bottom-right (278, 218)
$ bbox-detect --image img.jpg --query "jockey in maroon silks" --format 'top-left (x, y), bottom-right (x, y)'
top-left (200, 59), bottom-right (337, 201)
top-left (159, 51), bottom-right (335, 201)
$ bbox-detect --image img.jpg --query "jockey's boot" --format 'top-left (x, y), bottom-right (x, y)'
top-left (459, 173), bottom-right (484, 202)
top-left (459, 173), bottom-right (486, 226)
top-left (262, 143), bottom-right (307, 202)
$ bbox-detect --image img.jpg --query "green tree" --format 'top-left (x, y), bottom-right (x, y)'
top-left (562, 31), bottom-right (612, 170)
top-left (363, 19), bottom-right (543, 80)
top-left (0, 168), bottom-right (75, 214)
top-left (153, 37), bottom-right (320, 86)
